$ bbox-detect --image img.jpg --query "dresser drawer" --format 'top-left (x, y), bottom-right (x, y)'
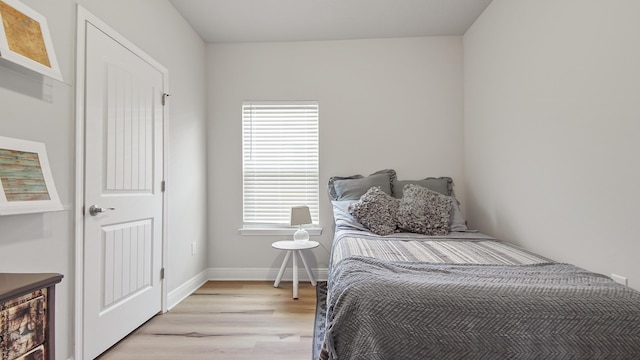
top-left (13, 344), bottom-right (44, 360)
top-left (1, 291), bottom-right (46, 360)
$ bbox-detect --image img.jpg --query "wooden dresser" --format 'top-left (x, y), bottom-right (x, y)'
top-left (0, 273), bottom-right (63, 360)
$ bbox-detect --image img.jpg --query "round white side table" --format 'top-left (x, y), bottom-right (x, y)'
top-left (272, 240), bottom-right (319, 299)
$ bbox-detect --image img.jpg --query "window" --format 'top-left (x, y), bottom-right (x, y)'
top-left (242, 101), bottom-right (319, 229)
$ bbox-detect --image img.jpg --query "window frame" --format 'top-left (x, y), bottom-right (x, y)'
top-left (239, 100), bottom-right (322, 236)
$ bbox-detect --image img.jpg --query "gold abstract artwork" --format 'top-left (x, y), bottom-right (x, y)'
top-left (0, 0), bottom-right (50, 67)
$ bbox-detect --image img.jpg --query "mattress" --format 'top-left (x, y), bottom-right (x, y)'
top-left (319, 213), bottom-right (640, 359)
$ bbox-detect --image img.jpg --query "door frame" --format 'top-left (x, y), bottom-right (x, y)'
top-left (74, 5), bottom-right (169, 358)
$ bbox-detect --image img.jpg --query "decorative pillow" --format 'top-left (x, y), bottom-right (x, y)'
top-left (397, 184), bottom-right (451, 236)
top-left (348, 187), bottom-right (399, 236)
top-left (328, 169), bottom-right (396, 200)
top-left (392, 177), bottom-right (453, 198)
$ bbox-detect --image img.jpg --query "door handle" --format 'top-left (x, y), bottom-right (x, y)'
top-left (89, 205), bottom-right (115, 216)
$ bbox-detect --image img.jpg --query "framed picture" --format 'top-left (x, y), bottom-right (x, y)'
top-left (0, 0), bottom-right (63, 81)
top-left (0, 136), bottom-right (63, 215)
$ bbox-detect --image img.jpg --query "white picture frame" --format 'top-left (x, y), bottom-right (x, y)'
top-left (0, 0), bottom-right (63, 82)
top-left (0, 136), bottom-right (63, 215)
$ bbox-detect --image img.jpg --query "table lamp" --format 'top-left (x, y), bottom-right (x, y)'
top-left (290, 205), bottom-right (312, 243)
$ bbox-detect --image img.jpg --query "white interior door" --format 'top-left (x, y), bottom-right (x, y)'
top-left (83, 22), bottom-right (164, 359)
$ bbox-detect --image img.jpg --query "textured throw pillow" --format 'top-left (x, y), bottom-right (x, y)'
top-left (392, 177), bottom-right (453, 198)
top-left (398, 184), bottom-right (452, 236)
top-left (328, 169), bottom-right (396, 200)
top-left (348, 187), bottom-right (399, 236)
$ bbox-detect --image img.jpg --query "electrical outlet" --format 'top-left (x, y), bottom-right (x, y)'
top-left (191, 242), bottom-right (197, 256)
top-left (611, 274), bottom-right (628, 286)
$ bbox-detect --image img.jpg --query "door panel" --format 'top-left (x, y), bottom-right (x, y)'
top-left (101, 219), bottom-right (153, 310)
top-left (105, 62), bottom-right (154, 192)
top-left (83, 23), bottom-right (164, 359)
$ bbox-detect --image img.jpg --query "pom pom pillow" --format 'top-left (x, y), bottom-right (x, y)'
top-left (348, 187), bottom-right (399, 236)
top-left (397, 184), bottom-right (451, 236)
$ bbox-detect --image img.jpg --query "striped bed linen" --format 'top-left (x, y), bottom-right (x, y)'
top-left (332, 230), bottom-right (552, 267)
top-left (322, 227), bottom-right (640, 360)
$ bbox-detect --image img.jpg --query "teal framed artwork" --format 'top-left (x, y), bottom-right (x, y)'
top-left (0, 136), bottom-right (62, 215)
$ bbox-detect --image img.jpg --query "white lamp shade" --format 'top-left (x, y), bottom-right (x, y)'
top-left (290, 205), bottom-right (312, 226)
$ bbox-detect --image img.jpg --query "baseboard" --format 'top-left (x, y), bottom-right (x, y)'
top-left (167, 269), bottom-right (209, 310)
top-left (166, 267), bottom-right (328, 310)
top-left (207, 267), bottom-right (328, 282)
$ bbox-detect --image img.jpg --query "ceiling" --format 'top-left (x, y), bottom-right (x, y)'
top-left (168, 0), bottom-right (493, 43)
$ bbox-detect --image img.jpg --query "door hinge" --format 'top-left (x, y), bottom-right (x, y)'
top-left (161, 180), bottom-right (166, 192)
top-left (161, 268), bottom-right (165, 280)
top-left (161, 93), bottom-right (170, 106)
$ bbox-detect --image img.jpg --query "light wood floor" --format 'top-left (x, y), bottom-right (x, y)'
top-left (98, 281), bottom-right (317, 360)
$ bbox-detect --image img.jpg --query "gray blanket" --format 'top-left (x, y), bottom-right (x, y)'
top-left (320, 257), bottom-right (640, 360)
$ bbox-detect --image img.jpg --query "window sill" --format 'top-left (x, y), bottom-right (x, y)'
top-left (239, 226), bottom-right (323, 236)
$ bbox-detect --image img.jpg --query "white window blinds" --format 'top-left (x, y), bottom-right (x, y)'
top-left (242, 101), bottom-right (319, 226)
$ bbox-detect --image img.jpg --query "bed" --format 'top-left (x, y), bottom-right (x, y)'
top-left (318, 169), bottom-right (640, 359)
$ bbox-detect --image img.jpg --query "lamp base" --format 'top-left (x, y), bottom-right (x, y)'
top-left (293, 228), bottom-right (309, 243)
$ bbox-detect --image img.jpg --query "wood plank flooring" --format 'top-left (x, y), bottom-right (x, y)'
top-left (98, 281), bottom-right (317, 360)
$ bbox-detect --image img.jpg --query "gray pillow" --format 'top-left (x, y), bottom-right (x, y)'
top-left (392, 177), bottom-right (453, 198)
top-left (348, 187), bottom-right (399, 236)
top-left (449, 197), bottom-right (468, 232)
top-left (397, 184), bottom-right (451, 236)
top-left (328, 169), bottom-right (396, 200)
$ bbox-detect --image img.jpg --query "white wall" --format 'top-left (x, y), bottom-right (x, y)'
top-left (464, 0), bottom-right (640, 289)
top-left (207, 37), bottom-right (464, 272)
top-left (0, 1), bottom-right (208, 358)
